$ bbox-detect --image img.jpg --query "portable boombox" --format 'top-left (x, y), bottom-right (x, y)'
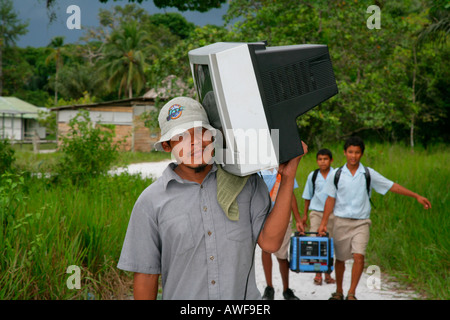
top-left (289, 232), bottom-right (334, 273)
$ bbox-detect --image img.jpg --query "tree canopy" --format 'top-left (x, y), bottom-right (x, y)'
top-left (5, 1), bottom-right (449, 147)
top-left (45, 0), bottom-right (226, 12)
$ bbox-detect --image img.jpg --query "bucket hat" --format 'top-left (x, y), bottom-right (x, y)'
top-left (154, 97), bottom-right (216, 151)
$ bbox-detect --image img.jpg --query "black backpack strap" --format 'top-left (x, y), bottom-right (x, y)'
top-left (334, 166), bottom-right (344, 190)
top-left (363, 166), bottom-right (371, 196)
top-left (364, 166), bottom-right (375, 208)
top-left (311, 169), bottom-right (320, 196)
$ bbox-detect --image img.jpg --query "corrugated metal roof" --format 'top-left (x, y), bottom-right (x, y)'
top-left (0, 97), bottom-right (40, 119)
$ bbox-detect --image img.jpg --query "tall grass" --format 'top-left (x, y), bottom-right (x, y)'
top-left (0, 172), bottom-right (153, 299)
top-left (294, 143), bottom-right (449, 300)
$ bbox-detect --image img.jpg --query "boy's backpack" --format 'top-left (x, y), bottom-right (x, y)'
top-left (311, 169), bottom-right (320, 196)
top-left (334, 165), bottom-right (375, 207)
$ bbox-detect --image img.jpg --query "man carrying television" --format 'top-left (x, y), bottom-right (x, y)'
top-left (117, 96), bottom-right (308, 300)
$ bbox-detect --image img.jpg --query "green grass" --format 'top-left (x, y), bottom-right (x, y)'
top-left (0, 172), bottom-right (153, 299)
top-left (294, 143), bottom-right (449, 300)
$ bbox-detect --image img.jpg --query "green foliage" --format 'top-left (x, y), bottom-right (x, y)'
top-left (57, 110), bottom-right (120, 184)
top-left (0, 0), bottom-right (28, 46)
top-left (0, 171), bottom-right (152, 299)
top-left (0, 139), bottom-right (15, 174)
top-left (0, 172), bottom-right (24, 225)
top-left (102, 20), bottom-right (153, 98)
top-left (225, 0), bottom-right (449, 147)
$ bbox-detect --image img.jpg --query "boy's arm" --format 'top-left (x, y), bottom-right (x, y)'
top-left (302, 199), bottom-right (310, 228)
top-left (389, 183), bottom-right (431, 209)
top-left (318, 196), bottom-right (335, 236)
top-left (134, 273), bottom-right (160, 300)
top-left (258, 142), bottom-right (308, 253)
top-left (291, 192), bottom-right (304, 233)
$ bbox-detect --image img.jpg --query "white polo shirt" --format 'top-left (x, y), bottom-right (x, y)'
top-left (302, 167), bottom-right (335, 212)
top-left (325, 163), bottom-right (394, 219)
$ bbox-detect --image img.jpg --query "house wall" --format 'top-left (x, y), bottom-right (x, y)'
top-left (25, 119), bottom-right (46, 139)
top-left (56, 103), bottom-right (160, 152)
top-left (0, 116), bottom-right (23, 140)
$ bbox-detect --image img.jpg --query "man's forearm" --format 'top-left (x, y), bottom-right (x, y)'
top-left (258, 175), bottom-right (295, 253)
top-left (134, 273), bottom-right (160, 300)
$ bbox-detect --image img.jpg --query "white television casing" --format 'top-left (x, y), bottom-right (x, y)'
top-left (189, 42), bottom-right (338, 176)
top-left (189, 42), bottom-right (278, 176)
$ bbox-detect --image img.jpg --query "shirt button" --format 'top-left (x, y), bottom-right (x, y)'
top-left (211, 280), bottom-right (216, 285)
top-left (203, 206), bottom-right (207, 212)
top-left (210, 256), bottom-right (214, 261)
top-left (207, 231), bottom-right (212, 236)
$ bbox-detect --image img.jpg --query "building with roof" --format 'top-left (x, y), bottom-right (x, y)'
top-left (0, 97), bottom-right (47, 141)
top-left (50, 97), bottom-right (162, 152)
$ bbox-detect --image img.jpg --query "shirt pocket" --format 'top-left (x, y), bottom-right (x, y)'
top-left (160, 214), bottom-right (195, 256)
top-left (224, 200), bottom-right (252, 242)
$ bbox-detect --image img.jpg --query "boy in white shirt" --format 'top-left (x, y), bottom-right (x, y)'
top-left (318, 136), bottom-right (431, 300)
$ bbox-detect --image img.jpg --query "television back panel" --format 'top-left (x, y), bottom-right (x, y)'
top-left (249, 44), bottom-right (338, 163)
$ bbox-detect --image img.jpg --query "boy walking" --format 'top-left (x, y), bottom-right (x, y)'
top-left (302, 149), bottom-right (336, 286)
top-left (318, 136), bottom-right (431, 300)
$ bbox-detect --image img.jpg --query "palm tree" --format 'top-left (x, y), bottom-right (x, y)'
top-left (58, 63), bottom-right (105, 99)
top-left (45, 36), bottom-right (68, 105)
top-left (417, 1), bottom-right (449, 48)
top-left (102, 21), bottom-right (159, 99)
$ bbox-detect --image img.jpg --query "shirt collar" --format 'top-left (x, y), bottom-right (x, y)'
top-left (161, 162), bottom-right (218, 190)
top-left (343, 163), bottom-right (365, 175)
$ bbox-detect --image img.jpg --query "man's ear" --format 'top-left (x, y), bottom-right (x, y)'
top-left (161, 141), bottom-right (172, 153)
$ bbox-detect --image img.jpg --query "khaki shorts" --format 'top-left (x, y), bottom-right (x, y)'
top-left (309, 210), bottom-right (335, 238)
top-left (274, 217), bottom-right (293, 260)
top-left (333, 216), bottom-right (372, 261)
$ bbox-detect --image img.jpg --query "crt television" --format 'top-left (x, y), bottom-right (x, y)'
top-left (188, 42), bottom-right (338, 176)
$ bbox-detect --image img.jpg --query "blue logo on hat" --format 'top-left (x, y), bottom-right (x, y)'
top-left (167, 104), bottom-right (184, 121)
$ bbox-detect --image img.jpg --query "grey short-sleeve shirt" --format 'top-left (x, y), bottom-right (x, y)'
top-left (117, 163), bottom-right (270, 300)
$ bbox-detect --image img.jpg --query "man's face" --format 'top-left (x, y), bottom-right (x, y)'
top-left (344, 145), bottom-right (363, 166)
top-left (164, 127), bottom-right (214, 168)
top-left (316, 154), bottom-right (332, 171)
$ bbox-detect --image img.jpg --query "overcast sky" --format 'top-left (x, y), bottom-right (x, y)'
top-left (12, 0), bottom-right (228, 48)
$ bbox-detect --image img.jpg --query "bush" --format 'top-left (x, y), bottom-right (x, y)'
top-left (0, 139), bottom-right (15, 174)
top-left (57, 110), bottom-right (120, 184)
